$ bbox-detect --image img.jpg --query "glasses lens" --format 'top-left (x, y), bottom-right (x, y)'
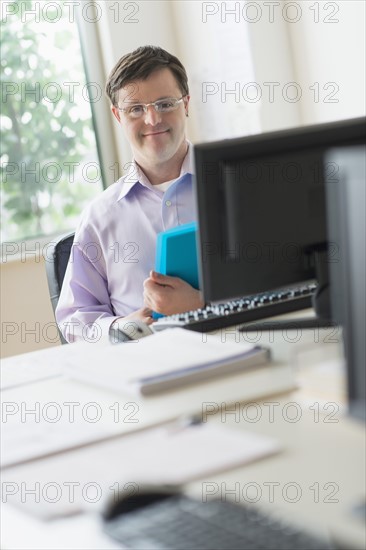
top-left (128, 105), bottom-right (144, 118)
top-left (155, 98), bottom-right (179, 113)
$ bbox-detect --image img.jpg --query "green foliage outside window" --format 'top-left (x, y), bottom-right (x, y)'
top-left (1, 0), bottom-right (104, 242)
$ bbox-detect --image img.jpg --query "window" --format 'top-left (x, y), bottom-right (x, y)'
top-left (1, 0), bottom-right (106, 242)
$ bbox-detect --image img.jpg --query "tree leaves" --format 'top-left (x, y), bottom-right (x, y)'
top-left (1, 2), bottom-right (103, 241)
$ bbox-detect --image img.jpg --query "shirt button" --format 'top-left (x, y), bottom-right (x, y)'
top-left (165, 200), bottom-right (172, 207)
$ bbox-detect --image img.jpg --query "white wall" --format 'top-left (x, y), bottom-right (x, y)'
top-left (170, 1), bottom-right (264, 140)
top-left (245, 1), bottom-right (302, 132)
top-left (287, 0), bottom-right (366, 124)
top-left (1, 257), bottom-right (61, 358)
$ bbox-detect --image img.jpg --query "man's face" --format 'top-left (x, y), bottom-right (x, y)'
top-left (112, 68), bottom-right (190, 168)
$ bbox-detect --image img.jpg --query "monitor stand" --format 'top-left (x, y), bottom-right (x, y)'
top-left (311, 248), bottom-right (331, 320)
top-left (239, 248), bottom-right (334, 333)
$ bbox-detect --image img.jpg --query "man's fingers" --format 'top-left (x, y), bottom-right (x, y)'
top-left (144, 283), bottom-right (171, 314)
top-left (150, 270), bottom-right (180, 287)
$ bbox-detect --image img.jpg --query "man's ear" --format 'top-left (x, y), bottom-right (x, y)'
top-left (184, 95), bottom-right (190, 117)
top-left (111, 105), bottom-right (121, 124)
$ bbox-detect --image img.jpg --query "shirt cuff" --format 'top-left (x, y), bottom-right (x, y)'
top-left (84, 316), bottom-right (121, 345)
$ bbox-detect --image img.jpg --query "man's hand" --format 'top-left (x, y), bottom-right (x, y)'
top-left (143, 271), bottom-right (204, 316)
top-left (123, 306), bottom-right (154, 325)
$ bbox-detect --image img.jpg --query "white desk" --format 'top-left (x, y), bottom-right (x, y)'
top-left (1, 321), bottom-right (365, 550)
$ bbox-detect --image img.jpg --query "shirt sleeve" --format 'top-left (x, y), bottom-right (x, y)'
top-left (55, 223), bottom-right (119, 344)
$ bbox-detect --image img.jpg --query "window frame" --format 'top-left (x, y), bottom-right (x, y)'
top-left (75, 2), bottom-right (118, 190)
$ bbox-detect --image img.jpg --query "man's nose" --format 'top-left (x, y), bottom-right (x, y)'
top-left (143, 105), bottom-right (162, 126)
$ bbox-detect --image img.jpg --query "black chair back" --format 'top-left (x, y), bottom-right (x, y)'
top-left (45, 232), bottom-right (75, 344)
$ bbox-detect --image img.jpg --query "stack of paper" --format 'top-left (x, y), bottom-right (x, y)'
top-left (64, 328), bottom-right (270, 395)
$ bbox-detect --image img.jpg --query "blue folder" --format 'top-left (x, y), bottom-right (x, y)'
top-left (153, 222), bottom-right (199, 318)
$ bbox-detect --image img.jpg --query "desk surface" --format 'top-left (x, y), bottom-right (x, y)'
top-left (1, 322), bottom-right (365, 550)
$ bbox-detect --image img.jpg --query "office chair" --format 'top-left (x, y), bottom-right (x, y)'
top-left (45, 232), bottom-right (75, 345)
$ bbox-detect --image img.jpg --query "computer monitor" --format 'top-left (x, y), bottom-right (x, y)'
top-left (194, 117), bottom-right (366, 321)
top-left (326, 145), bottom-right (366, 422)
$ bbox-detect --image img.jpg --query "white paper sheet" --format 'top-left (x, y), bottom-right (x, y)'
top-left (2, 421), bottom-right (280, 520)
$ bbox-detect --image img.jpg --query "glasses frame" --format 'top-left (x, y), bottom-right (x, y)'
top-left (117, 96), bottom-right (186, 118)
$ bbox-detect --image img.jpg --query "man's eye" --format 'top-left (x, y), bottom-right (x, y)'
top-left (129, 105), bottom-right (144, 114)
top-left (158, 100), bottom-right (174, 110)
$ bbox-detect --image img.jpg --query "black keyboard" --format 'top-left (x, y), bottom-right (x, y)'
top-left (152, 283), bottom-right (317, 333)
top-left (104, 494), bottom-right (334, 550)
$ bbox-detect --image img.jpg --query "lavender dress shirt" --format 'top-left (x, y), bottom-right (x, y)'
top-left (56, 142), bottom-right (197, 343)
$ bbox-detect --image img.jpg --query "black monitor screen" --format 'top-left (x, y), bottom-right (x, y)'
top-left (194, 118), bottom-right (366, 303)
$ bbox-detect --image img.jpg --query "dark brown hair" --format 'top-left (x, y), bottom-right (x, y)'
top-left (105, 45), bottom-right (189, 107)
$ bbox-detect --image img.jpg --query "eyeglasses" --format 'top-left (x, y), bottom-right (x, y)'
top-left (117, 96), bottom-right (185, 119)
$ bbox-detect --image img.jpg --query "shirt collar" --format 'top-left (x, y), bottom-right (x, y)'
top-left (117, 140), bottom-right (194, 201)
top-left (179, 140), bottom-right (195, 177)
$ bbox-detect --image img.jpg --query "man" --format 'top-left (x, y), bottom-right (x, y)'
top-left (56, 46), bottom-right (203, 343)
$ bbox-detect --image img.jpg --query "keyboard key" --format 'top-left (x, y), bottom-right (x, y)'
top-left (152, 284), bottom-right (317, 333)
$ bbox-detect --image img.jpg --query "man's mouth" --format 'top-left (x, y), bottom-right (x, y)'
top-left (143, 130), bottom-right (169, 137)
